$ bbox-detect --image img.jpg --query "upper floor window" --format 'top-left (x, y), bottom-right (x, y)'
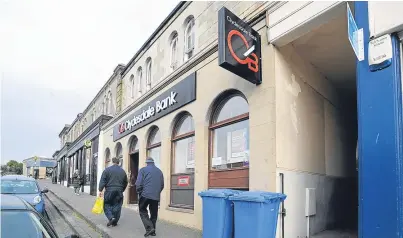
top-left (92, 108), bottom-right (96, 122)
top-left (130, 74), bottom-right (135, 98)
top-left (105, 91), bottom-right (112, 115)
top-left (184, 16), bottom-right (195, 61)
top-left (145, 58), bottom-right (152, 91)
top-left (137, 67), bottom-right (143, 95)
top-left (169, 31), bottom-right (179, 70)
top-left (82, 119), bottom-right (87, 132)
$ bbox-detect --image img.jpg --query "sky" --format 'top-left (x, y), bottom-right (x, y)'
top-left (0, 0), bottom-right (179, 163)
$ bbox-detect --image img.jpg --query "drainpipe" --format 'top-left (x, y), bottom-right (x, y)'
top-left (279, 173), bottom-right (286, 238)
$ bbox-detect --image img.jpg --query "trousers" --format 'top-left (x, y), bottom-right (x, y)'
top-left (138, 196), bottom-right (159, 232)
top-left (103, 189), bottom-right (124, 223)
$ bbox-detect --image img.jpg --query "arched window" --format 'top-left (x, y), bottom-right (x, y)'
top-left (92, 108), bottom-right (96, 122)
top-left (130, 74), bottom-right (135, 98)
top-left (82, 119), bottom-right (87, 133)
top-left (107, 91), bottom-right (113, 115)
top-left (169, 31), bottom-right (179, 70)
top-left (104, 96), bottom-right (109, 115)
top-left (145, 58), bottom-right (152, 91)
top-left (184, 16), bottom-right (195, 61)
top-left (209, 94), bottom-right (250, 189)
top-left (74, 125), bottom-right (79, 140)
top-left (115, 142), bottom-right (123, 167)
top-left (104, 148), bottom-right (111, 168)
top-left (171, 113), bottom-right (195, 208)
top-left (147, 127), bottom-right (161, 169)
top-left (129, 136), bottom-right (139, 154)
top-left (137, 67), bottom-right (143, 95)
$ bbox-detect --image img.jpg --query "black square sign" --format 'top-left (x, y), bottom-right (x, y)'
top-left (218, 7), bottom-right (262, 85)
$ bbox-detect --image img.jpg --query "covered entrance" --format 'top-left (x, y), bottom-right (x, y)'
top-left (274, 4), bottom-right (358, 237)
top-left (128, 136), bottom-right (139, 204)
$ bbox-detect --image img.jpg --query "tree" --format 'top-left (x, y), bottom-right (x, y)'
top-left (1, 165), bottom-right (8, 175)
top-left (6, 160), bottom-right (23, 175)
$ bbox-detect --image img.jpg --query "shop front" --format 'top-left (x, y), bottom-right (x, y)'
top-left (66, 115), bottom-right (111, 195)
top-left (98, 7), bottom-right (274, 229)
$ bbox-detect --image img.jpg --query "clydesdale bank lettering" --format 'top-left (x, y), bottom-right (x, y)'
top-left (112, 72), bottom-right (196, 142)
top-left (118, 92), bottom-right (178, 134)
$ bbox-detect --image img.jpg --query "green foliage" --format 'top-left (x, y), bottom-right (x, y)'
top-left (3, 160), bottom-right (23, 175)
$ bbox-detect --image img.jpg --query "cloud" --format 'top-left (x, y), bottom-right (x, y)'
top-left (0, 0), bottom-right (179, 163)
top-left (1, 77), bottom-right (89, 162)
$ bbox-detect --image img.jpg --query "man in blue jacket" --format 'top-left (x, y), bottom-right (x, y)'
top-left (135, 157), bottom-right (164, 237)
top-left (98, 157), bottom-right (128, 227)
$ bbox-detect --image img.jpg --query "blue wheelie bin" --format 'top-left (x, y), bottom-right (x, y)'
top-left (198, 189), bottom-right (242, 238)
top-left (229, 191), bottom-right (286, 238)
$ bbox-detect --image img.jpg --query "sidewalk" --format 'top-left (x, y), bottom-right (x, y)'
top-left (38, 180), bottom-right (202, 238)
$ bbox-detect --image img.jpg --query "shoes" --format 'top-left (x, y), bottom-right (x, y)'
top-left (107, 218), bottom-right (116, 227)
top-left (144, 229), bottom-right (155, 237)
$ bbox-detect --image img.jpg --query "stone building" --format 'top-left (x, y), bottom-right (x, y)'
top-left (54, 65), bottom-right (124, 195)
top-left (53, 1), bottom-right (403, 237)
top-left (22, 156), bottom-right (56, 179)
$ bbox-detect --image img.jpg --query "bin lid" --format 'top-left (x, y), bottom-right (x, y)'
top-left (229, 191), bottom-right (286, 203)
top-left (198, 189), bottom-right (242, 198)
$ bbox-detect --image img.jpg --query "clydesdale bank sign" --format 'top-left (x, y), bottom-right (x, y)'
top-left (113, 73), bottom-right (196, 141)
top-left (218, 7), bottom-right (262, 85)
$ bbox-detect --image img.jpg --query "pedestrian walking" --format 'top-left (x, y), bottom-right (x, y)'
top-left (135, 157), bottom-right (164, 237)
top-left (80, 175), bottom-right (85, 191)
top-left (72, 169), bottom-right (81, 195)
top-left (98, 157), bottom-right (128, 227)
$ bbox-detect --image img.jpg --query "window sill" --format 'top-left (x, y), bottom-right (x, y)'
top-left (166, 206), bottom-right (194, 214)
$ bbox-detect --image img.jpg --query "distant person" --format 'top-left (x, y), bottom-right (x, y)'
top-left (135, 157), bottom-right (164, 237)
top-left (72, 169), bottom-right (81, 195)
top-left (80, 175), bottom-right (85, 191)
top-left (98, 157), bottom-right (128, 227)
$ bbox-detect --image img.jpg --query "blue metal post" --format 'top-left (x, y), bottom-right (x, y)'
top-left (355, 2), bottom-right (403, 237)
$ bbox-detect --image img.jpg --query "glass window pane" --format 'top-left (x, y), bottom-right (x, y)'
top-left (116, 143), bottom-right (122, 158)
top-left (129, 138), bottom-right (138, 153)
top-left (173, 136), bottom-right (195, 174)
top-left (214, 96), bottom-right (248, 123)
top-left (211, 119), bottom-right (249, 169)
top-left (1, 211), bottom-right (51, 238)
top-left (148, 128), bottom-right (161, 145)
top-left (1, 180), bottom-right (39, 194)
top-left (148, 147), bottom-right (161, 169)
top-left (175, 115), bottom-right (194, 136)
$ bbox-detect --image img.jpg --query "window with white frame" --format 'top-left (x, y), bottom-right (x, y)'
top-left (184, 17), bottom-right (195, 61)
top-left (130, 74), bottom-right (135, 98)
top-left (137, 67), bottom-right (143, 95)
top-left (170, 32), bottom-right (179, 70)
top-left (145, 58), bottom-right (152, 91)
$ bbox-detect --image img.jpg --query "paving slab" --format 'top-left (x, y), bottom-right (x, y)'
top-left (38, 180), bottom-right (202, 238)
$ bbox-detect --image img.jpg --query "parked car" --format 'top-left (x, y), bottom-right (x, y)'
top-left (1, 194), bottom-right (78, 238)
top-left (0, 175), bottom-right (48, 215)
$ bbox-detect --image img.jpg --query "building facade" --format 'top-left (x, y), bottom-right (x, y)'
top-left (22, 156), bottom-right (56, 179)
top-left (53, 1), bottom-right (403, 237)
top-left (54, 65), bottom-right (124, 195)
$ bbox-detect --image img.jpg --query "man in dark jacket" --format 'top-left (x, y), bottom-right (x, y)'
top-left (98, 157), bottom-right (128, 227)
top-left (135, 157), bottom-right (164, 237)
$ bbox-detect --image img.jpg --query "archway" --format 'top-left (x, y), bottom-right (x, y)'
top-left (128, 136), bottom-right (139, 204)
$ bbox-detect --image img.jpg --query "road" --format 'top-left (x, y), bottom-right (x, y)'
top-left (44, 195), bottom-right (76, 237)
top-left (44, 192), bottom-right (102, 238)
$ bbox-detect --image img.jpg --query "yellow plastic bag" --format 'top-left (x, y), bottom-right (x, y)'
top-left (91, 197), bottom-right (104, 214)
